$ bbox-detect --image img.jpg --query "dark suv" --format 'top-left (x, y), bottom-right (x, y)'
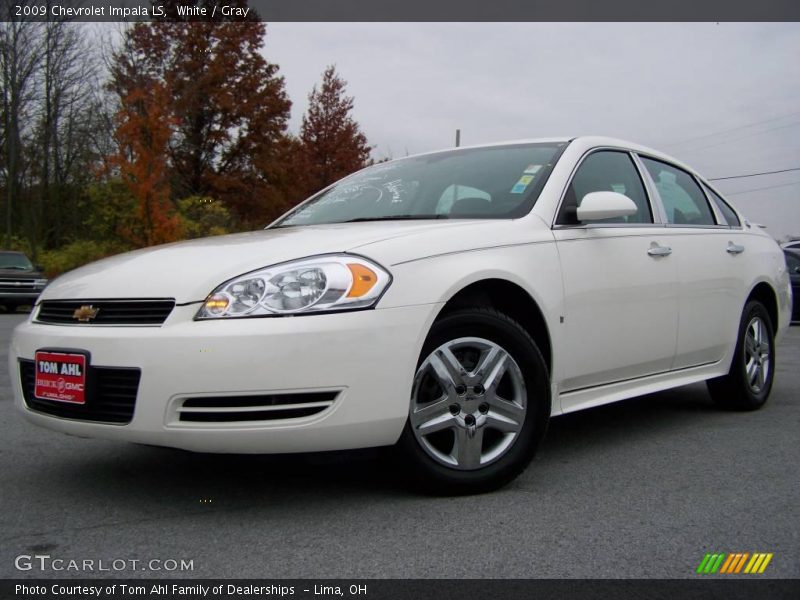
top-left (0, 251), bottom-right (48, 312)
top-left (785, 249), bottom-right (800, 322)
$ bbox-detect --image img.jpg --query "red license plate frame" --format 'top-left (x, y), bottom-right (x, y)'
top-left (34, 350), bottom-right (87, 404)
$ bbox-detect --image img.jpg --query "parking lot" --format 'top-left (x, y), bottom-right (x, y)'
top-left (0, 312), bottom-right (797, 579)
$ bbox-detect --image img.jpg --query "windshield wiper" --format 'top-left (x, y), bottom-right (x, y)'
top-left (342, 214), bottom-right (450, 223)
top-left (272, 214), bottom-right (451, 228)
top-left (1, 266), bottom-right (28, 270)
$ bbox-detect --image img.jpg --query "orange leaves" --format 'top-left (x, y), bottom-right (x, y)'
top-left (106, 20), bottom-right (373, 236)
top-left (109, 81), bottom-right (183, 247)
top-left (109, 18), bottom-right (292, 230)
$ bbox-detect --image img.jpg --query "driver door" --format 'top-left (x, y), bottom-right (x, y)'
top-left (553, 150), bottom-right (679, 395)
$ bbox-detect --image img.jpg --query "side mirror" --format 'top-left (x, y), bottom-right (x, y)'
top-left (35, 265), bottom-right (44, 272)
top-left (576, 191), bottom-right (638, 222)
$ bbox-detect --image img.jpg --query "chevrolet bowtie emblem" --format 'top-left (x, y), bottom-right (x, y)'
top-left (73, 305), bottom-right (99, 322)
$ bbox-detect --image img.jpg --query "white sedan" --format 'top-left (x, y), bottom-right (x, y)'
top-left (10, 136), bottom-right (791, 493)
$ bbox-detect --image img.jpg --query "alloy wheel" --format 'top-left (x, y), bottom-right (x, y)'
top-left (409, 337), bottom-right (527, 470)
top-left (744, 316), bottom-right (771, 393)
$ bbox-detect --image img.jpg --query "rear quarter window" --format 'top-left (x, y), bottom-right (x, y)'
top-left (703, 184), bottom-right (741, 227)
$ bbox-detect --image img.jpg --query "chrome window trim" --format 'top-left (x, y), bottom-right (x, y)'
top-left (630, 152), bottom-right (669, 224)
top-left (664, 223), bottom-right (731, 230)
top-left (553, 222), bottom-right (665, 230)
top-left (551, 146), bottom-right (662, 229)
top-left (699, 182), bottom-right (728, 227)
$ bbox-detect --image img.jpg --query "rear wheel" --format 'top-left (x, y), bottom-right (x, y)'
top-left (397, 308), bottom-right (550, 494)
top-left (707, 301), bottom-right (775, 410)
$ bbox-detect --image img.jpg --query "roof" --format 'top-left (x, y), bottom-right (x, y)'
top-left (399, 136), bottom-right (699, 178)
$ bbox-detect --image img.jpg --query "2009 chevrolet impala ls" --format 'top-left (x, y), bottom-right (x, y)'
top-left (10, 137), bottom-right (791, 493)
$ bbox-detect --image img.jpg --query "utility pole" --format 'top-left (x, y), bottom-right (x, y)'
top-left (451, 129), bottom-right (462, 209)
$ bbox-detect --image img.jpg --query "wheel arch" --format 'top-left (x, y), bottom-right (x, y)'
top-left (746, 281), bottom-right (779, 332)
top-left (434, 278), bottom-right (553, 375)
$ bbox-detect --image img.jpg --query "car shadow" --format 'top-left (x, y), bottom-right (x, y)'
top-left (36, 382), bottom-right (722, 507)
top-left (542, 382), bottom-right (718, 457)
top-left (43, 439), bottom-right (408, 505)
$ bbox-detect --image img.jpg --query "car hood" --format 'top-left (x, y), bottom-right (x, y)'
top-left (40, 220), bottom-right (495, 304)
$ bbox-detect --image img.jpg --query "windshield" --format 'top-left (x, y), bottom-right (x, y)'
top-left (275, 142), bottom-right (566, 227)
top-left (0, 252), bottom-right (33, 270)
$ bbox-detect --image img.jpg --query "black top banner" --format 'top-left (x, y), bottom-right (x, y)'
top-left (5, 0), bottom-right (800, 22)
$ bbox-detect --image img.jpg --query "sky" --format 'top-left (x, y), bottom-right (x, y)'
top-left (263, 22), bottom-right (800, 239)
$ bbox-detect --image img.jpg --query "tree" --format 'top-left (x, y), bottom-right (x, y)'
top-left (0, 20), bottom-right (42, 248)
top-left (31, 19), bottom-right (106, 253)
top-left (177, 195), bottom-right (232, 239)
top-left (1, 15), bottom-right (111, 257)
top-left (109, 81), bottom-right (182, 246)
top-left (300, 65), bottom-right (372, 195)
top-left (109, 1), bottom-right (293, 228)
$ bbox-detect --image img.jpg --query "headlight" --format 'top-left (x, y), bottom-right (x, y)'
top-left (34, 279), bottom-right (48, 289)
top-left (195, 254), bottom-right (391, 319)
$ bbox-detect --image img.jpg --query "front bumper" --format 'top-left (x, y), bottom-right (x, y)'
top-left (10, 303), bottom-right (440, 453)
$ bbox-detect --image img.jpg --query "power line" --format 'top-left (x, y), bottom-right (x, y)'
top-left (725, 180), bottom-right (800, 196)
top-left (709, 167), bottom-right (800, 181)
top-left (671, 121), bottom-right (800, 154)
top-left (662, 110), bottom-right (800, 149)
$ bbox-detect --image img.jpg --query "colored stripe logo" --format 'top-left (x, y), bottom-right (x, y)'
top-left (696, 552), bottom-right (773, 574)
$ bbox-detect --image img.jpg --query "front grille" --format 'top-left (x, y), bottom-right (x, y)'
top-left (36, 299), bottom-right (175, 325)
top-left (19, 359), bottom-right (140, 424)
top-left (178, 392), bottom-right (338, 423)
top-left (0, 278), bottom-right (38, 293)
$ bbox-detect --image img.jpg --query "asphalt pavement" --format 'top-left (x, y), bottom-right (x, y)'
top-left (0, 312), bottom-right (797, 579)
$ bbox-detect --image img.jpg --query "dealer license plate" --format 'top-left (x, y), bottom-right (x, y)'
top-left (34, 351), bottom-right (87, 404)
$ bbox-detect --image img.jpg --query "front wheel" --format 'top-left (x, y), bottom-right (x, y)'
top-left (707, 301), bottom-right (775, 410)
top-left (396, 308), bottom-right (550, 494)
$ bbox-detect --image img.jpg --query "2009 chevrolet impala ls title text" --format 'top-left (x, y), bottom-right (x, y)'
top-left (10, 137), bottom-right (791, 493)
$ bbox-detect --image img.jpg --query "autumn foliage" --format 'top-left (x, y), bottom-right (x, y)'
top-left (108, 82), bottom-right (183, 246)
top-left (0, 5), bottom-right (377, 271)
top-left (109, 12), bottom-right (295, 234)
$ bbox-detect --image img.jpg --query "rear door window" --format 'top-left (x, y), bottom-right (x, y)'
top-left (640, 157), bottom-right (717, 226)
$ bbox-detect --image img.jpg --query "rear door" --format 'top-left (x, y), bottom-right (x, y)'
top-left (553, 149), bottom-right (679, 393)
top-left (638, 157), bottom-right (745, 369)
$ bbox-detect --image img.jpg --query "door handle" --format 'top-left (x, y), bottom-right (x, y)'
top-left (648, 244), bottom-right (672, 257)
top-left (726, 242), bottom-right (745, 255)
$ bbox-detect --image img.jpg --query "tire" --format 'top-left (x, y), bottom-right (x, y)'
top-left (396, 307), bottom-right (550, 494)
top-left (707, 301), bottom-right (775, 411)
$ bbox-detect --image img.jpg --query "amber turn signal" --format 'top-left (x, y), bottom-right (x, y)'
top-left (203, 294), bottom-right (230, 315)
top-left (346, 263), bottom-right (378, 298)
